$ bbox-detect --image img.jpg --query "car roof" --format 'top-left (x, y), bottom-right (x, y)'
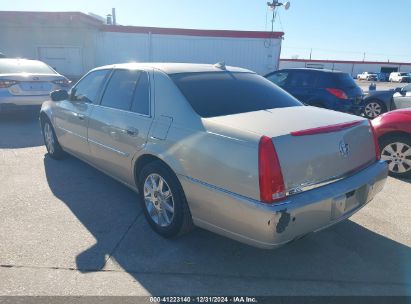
top-left (278, 68), bottom-right (345, 73)
top-left (0, 58), bottom-right (46, 64)
top-left (92, 62), bottom-right (254, 74)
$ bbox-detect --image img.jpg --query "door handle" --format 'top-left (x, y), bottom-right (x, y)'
top-left (126, 127), bottom-right (139, 137)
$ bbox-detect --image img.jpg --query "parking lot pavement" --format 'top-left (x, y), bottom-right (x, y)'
top-left (1, 113), bottom-right (411, 296)
top-left (355, 80), bottom-right (404, 92)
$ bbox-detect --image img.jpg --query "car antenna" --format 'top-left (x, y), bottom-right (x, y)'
top-left (214, 62), bottom-right (226, 70)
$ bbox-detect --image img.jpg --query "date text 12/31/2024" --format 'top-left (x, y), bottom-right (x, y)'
top-left (150, 296), bottom-right (258, 303)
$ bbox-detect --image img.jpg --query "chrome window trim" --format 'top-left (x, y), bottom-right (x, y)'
top-left (97, 69), bottom-right (152, 117)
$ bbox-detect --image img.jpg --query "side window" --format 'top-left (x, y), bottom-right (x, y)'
top-left (71, 70), bottom-right (109, 104)
top-left (403, 84), bottom-right (411, 92)
top-left (316, 73), bottom-right (335, 88)
top-left (100, 69), bottom-right (141, 111)
top-left (131, 72), bottom-right (150, 115)
top-left (288, 72), bottom-right (316, 88)
top-left (266, 71), bottom-right (289, 87)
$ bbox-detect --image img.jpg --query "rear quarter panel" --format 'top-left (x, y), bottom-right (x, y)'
top-left (140, 70), bottom-right (262, 203)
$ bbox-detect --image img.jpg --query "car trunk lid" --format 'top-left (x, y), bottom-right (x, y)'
top-left (0, 74), bottom-right (60, 96)
top-left (205, 106), bottom-right (376, 196)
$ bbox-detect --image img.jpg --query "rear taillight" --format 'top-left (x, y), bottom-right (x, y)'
top-left (258, 136), bottom-right (286, 203)
top-left (52, 79), bottom-right (71, 87)
top-left (369, 120), bottom-right (381, 161)
top-left (0, 80), bottom-right (18, 88)
top-left (326, 88), bottom-right (348, 99)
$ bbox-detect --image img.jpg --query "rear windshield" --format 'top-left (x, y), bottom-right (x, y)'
top-left (400, 73), bottom-right (409, 76)
top-left (0, 59), bottom-right (56, 74)
top-left (334, 73), bottom-right (357, 87)
top-left (170, 72), bottom-right (302, 118)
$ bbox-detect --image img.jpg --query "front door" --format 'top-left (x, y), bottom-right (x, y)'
top-left (393, 84), bottom-right (411, 109)
top-left (88, 69), bottom-right (153, 185)
top-left (53, 69), bottom-right (110, 159)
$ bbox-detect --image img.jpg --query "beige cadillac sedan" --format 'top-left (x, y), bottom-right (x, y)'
top-left (40, 63), bottom-right (388, 249)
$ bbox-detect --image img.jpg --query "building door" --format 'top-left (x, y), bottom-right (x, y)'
top-left (38, 47), bottom-right (82, 77)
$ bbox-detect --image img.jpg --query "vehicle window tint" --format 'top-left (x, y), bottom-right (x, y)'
top-left (131, 72), bottom-right (150, 115)
top-left (71, 70), bottom-right (109, 104)
top-left (334, 73), bottom-right (357, 88)
top-left (403, 84), bottom-right (411, 92)
top-left (171, 72), bottom-right (302, 118)
top-left (266, 71), bottom-right (289, 87)
top-left (316, 73), bottom-right (335, 87)
top-left (288, 71), bottom-right (316, 87)
top-left (101, 70), bottom-right (141, 111)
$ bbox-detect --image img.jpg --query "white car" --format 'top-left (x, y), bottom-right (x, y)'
top-left (389, 72), bottom-right (411, 83)
top-left (0, 58), bottom-right (71, 113)
top-left (357, 72), bottom-right (378, 81)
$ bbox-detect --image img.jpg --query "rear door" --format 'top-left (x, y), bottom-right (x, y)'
top-left (53, 69), bottom-right (109, 159)
top-left (285, 70), bottom-right (317, 104)
top-left (88, 69), bottom-right (153, 185)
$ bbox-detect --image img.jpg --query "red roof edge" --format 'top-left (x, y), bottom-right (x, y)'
top-left (101, 25), bottom-right (284, 39)
top-left (281, 58), bottom-right (411, 66)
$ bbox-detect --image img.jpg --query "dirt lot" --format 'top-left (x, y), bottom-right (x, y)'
top-left (0, 112), bottom-right (410, 296)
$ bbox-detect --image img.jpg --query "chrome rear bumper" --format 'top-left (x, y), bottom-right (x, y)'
top-left (180, 161), bottom-right (388, 249)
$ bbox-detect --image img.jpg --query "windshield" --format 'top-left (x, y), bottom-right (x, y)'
top-left (170, 72), bottom-right (302, 118)
top-left (0, 59), bottom-right (57, 74)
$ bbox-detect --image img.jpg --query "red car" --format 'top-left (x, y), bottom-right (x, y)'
top-left (372, 109), bottom-right (411, 178)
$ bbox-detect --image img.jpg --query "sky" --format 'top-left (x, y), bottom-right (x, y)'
top-left (2, 0), bottom-right (411, 62)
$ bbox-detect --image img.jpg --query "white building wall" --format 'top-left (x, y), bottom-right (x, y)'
top-left (97, 32), bottom-right (282, 75)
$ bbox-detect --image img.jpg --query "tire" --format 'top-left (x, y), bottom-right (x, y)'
top-left (41, 118), bottom-right (65, 160)
top-left (363, 99), bottom-right (386, 119)
top-left (380, 135), bottom-right (411, 179)
top-left (138, 160), bottom-right (193, 238)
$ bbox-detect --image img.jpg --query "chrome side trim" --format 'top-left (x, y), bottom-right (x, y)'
top-left (56, 126), bottom-right (87, 141)
top-left (181, 175), bottom-right (290, 207)
top-left (88, 139), bottom-right (130, 158)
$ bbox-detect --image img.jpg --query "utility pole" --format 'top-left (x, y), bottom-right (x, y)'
top-left (309, 48), bottom-right (312, 60)
top-left (363, 52), bottom-right (366, 62)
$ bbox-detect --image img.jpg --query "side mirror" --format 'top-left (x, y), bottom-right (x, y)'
top-left (50, 90), bottom-right (69, 102)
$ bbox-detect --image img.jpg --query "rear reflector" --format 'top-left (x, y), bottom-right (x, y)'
top-left (369, 120), bottom-right (381, 161)
top-left (326, 88), bottom-right (348, 99)
top-left (291, 121), bottom-right (363, 136)
top-left (258, 136), bottom-right (286, 203)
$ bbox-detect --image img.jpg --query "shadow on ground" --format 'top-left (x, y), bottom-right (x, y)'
top-left (43, 154), bottom-right (411, 295)
top-left (0, 111), bottom-right (43, 149)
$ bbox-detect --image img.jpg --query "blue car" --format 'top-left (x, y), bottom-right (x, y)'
top-left (265, 68), bottom-right (364, 115)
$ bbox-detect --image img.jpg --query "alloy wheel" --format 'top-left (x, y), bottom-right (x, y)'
top-left (364, 102), bottom-right (382, 118)
top-left (143, 173), bottom-right (175, 227)
top-left (381, 142), bottom-right (411, 174)
top-left (44, 122), bottom-right (55, 154)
